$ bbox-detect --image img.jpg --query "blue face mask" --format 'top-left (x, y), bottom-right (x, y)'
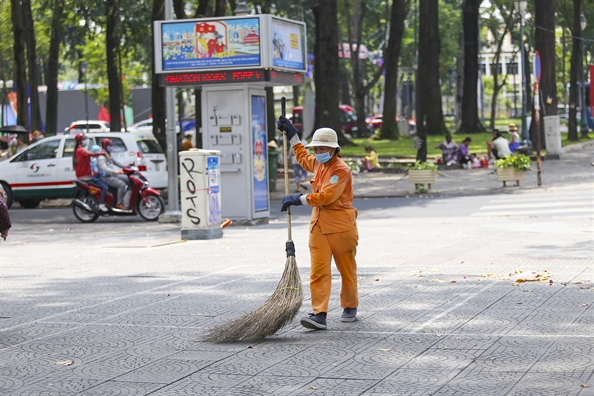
top-left (315, 152), bottom-right (332, 164)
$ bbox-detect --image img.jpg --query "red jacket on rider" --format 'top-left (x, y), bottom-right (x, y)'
top-left (75, 147), bottom-right (94, 179)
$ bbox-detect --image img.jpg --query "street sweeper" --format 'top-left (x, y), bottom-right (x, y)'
top-left (277, 116), bottom-right (359, 330)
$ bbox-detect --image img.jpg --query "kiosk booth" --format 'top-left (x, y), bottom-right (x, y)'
top-left (154, 15), bottom-right (306, 225)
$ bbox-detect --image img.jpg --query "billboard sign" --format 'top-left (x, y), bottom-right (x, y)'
top-left (158, 17), bottom-right (261, 72)
top-left (271, 17), bottom-right (306, 71)
top-left (155, 15), bottom-right (306, 74)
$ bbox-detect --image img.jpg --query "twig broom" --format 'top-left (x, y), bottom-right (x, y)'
top-left (203, 97), bottom-right (302, 343)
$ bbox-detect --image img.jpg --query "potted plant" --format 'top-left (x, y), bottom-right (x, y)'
top-left (408, 161), bottom-right (438, 193)
top-left (495, 154), bottom-right (532, 187)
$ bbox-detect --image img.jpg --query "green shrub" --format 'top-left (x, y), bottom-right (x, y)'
top-left (495, 154), bottom-right (532, 171)
top-left (407, 160), bottom-right (438, 173)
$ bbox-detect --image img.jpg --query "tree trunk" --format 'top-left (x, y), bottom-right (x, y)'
top-left (214, 0), bottom-right (227, 16)
top-left (195, 0), bottom-right (211, 17)
top-left (459, 0), bottom-right (484, 134)
top-left (379, 0), bottom-right (406, 140)
top-left (266, 86), bottom-right (276, 143)
top-left (350, 0), bottom-right (368, 137)
top-left (10, 0), bottom-right (28, 131)
top-left (416, 0), bottom-right (447, 161)
top-left (22, 0), bottom-right (41, 132)
top-left (568, 0), bottom-right (580, 141)
top-left (415, 0), bottom-right (429, 160)
top-left (45, 0), bottom-right (64, 135)
top-left (344, 0), bottom-right (385, 140)
top-left (422, 0), bottom-right (447, 137)
top-left (488, 9), bottom-right (513, 132)
top-left (293, 85), bottom-right (300, 106)
top-left (535, 0), bottom-right (556, 148)
top-left (173, 0), bottom-right (185, 18)
top-left (340, 65), bottom-right (351, 106)
top-left (456, 33), bottom-right (464, 125)
top-left (152, 0), bottom-right (167, 152)
top-left (312, 1), bottom-right (344, 144)
top-left (106, 0), bottom-right (121, 132)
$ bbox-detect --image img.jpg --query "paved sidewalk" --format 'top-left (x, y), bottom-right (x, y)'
top-left (35, 140), bottom-right (593, 209)
top-left (0, 142), bottom-right (592, 395)
top-left (271, 140), bottom-right (594, 200)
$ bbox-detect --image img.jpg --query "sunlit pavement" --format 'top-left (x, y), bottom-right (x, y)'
top-left (0, 142), bottom-right (592, 395)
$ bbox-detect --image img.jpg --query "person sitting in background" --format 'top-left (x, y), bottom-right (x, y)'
top-left (181, 134), bottom-right (194, 151)
top-left (456, 137), bottom-right (472, 168)
top-left (97, 138), bottom-right (131, 211)
top-left (361, 145), bottom-right (380, 172)
top-left (436, 134), bottom-right (458, 166)
top-left (89, 145), bottom-right (110, 212)
top-left (507, 123), bottom-right (521, 152)
top-left (486, 130), bottom-right (511, 160)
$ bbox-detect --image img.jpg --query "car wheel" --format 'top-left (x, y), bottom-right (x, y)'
top-left (0, 182), bottom-right (13, 208)
top-left (72, 193), bottom-right (99, 223)
top-left (18, 199), bottom-right (41, 209)
top-left (137, 194), bottom-right (164, 221)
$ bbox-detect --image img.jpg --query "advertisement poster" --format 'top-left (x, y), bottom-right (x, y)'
top-left (251, 96), bottom-right (268, 212)
top-left (271, 18), bottom-right (305, 71)
top-left (207, 156), bottom-right (221, 225)
top-left (161, 18), bottom-right (261, 71)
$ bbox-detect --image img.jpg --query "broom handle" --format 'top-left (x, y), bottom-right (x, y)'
top-left (281, 97), bottom-right (292, 241)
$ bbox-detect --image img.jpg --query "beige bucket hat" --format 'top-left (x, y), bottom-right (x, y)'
top-left (304, 128), bottom-right (340, 148)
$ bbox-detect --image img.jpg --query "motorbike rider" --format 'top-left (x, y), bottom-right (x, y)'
top-left (96, 138), bottom-right (131, 210)
top-left (73, 133), bottom-right (101, 179)
top-left (89, 145), bottom-right (110, 212)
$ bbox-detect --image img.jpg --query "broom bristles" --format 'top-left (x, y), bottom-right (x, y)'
top-left (202, 256), bottom-right (302, 343)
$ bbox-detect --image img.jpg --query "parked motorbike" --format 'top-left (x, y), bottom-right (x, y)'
top-left (72, 166), bottom-right (164, 223)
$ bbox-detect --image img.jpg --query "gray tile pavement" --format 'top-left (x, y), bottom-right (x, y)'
top-left (0, 142), bottom-right (593, 395)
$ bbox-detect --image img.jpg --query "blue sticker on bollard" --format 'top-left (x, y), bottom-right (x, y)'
top-left (207, 157), bottom-right (219, 193)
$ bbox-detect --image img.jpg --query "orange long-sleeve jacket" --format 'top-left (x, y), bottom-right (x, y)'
top-left (293, 143), bottom-right (358, 234)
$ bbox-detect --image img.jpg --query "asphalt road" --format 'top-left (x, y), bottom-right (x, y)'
top-left (9, 187), bottom-right (592, 228)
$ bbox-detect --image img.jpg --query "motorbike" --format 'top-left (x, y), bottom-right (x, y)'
top-left (72, 166), bottom-right (164, 223)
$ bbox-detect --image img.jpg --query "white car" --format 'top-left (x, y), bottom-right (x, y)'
top-left (66, 120), bottom-right (111, 134)
top-left (128, 119), bottom-right (153, 133)
top-left (0, 132), bottom-right (168, 208)
top-left (129, 118), bottom-right (181, 133)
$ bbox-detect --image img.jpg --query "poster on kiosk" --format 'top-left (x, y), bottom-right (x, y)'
top-left (154, 15), bottom-right (306, 223)
top-left (155, 15), bottom-right (307, 74)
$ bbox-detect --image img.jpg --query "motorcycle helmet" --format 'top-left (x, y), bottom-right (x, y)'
top-left (75, 133), bottom-right (86, 143)
top-left (100, 138), bottom-right (112, 148)
top-left (90, 144), bottom-right (101, 153)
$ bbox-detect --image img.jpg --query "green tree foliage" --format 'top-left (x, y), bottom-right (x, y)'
top-left (0, 2), bottom-right (14, 81)
top-left (438, 1), bottom-right (462, 74)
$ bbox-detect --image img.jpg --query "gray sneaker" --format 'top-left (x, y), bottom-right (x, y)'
top-left (340, 308), bottom-right (357, 322)
top-left (300, 312), bottom-right (327, 330)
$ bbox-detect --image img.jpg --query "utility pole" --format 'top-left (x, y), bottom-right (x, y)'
top-left (162, 0), bottom-right (180, 221)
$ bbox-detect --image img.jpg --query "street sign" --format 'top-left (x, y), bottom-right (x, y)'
top-left (534, 51), bottom-right (541, 82)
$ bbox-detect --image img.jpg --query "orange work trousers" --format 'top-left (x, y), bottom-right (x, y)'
top-left (308, 224), bottom-right (359, 314)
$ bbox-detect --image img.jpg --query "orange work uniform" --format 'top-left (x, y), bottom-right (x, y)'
top-left (293, 143), bottom-right (359, 314)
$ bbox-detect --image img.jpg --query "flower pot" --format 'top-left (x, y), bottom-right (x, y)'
top-left (496, 167), bottom-right (525, 187)
top-left (409, 170), bottom-right (437, 193)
